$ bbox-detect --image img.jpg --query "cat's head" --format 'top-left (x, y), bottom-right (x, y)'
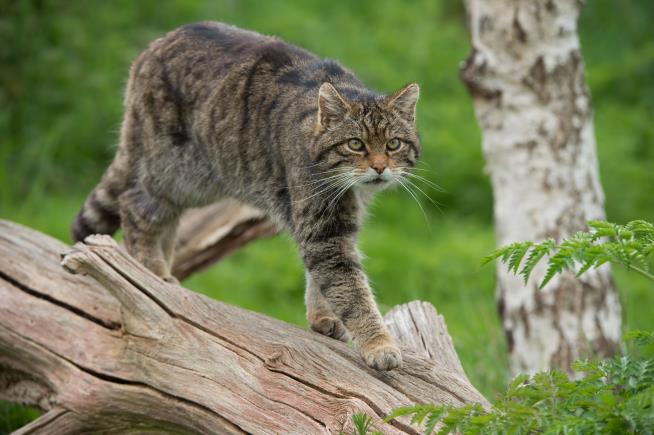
top-left (312, 82), bottom-right (420, 192)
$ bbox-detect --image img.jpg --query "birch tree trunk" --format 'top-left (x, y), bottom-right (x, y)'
top-left (460, 0), bottom-right (621, 374)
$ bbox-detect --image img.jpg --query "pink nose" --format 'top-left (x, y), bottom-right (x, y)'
top-left (371, 164), bottom-right (386, 175)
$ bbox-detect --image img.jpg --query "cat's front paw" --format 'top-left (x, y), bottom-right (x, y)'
top-left (310, 316), bottom-right (350, 342)
top-left (360, 337), bottom-right (403, 371)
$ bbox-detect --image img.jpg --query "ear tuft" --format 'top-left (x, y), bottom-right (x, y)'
top-left (385, 83), bottom-right (420, 123)
top-left (317, 83), bottom-right (351, 128)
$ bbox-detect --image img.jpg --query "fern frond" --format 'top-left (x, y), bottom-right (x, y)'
top-left (588, 220), bottom-right (619, 239)
top-left (384, 404), bottom-right (432, 423)
top-left (626, 220), bottom-right (654, 238)
top-left (540, 232), bottom-right (592, 287)
top-left (424, 407), bottom-right (447, 435)
top-left (507, 242), bottom-right (533, 273)
top-left (481, 242), bottom-right (527, 266)
top-left (520, 239), bottom-right (555, 283)
top-left (384, 404), bottom-right (448, 434)
top-left (351, 413), bottom-right (374, 435)
top-left (486, 219), bottom-right (654, 286)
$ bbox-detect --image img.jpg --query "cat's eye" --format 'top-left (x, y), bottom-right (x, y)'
top-left (347, 138), bottom-right (365, 152)
top-left (386, 138), bottom-right (402, 151)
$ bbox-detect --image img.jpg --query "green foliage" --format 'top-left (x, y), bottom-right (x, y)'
top-left (381, 333), bottom-right (654, 435)
top-left (385, 404), bottom-right (448, 434)
top-left (0, 402), bottom-right (40, 434)
top-left (350, 413), bottom-right (383, 435)
top-left (484, 220), bottom-right (654, 288)
top-left (384, 221), bottom-right (654, 434)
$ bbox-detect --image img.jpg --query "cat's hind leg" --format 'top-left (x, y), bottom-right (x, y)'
top-left (305, 274), bottom-right (350, 342)
top-left (120, 186), bottom-right (181, 282)
top-left (160, 218), bottom-right (180, 284)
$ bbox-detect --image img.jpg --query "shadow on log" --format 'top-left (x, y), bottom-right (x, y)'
top-left (0, 215), bottom-right (488, 434)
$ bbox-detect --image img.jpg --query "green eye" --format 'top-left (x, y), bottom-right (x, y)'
top-left (387, 138), bottom-right (401, 151)
top-left (347, 138), bottom-right (365, 151)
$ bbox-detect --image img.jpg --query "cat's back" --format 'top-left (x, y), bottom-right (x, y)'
top-left (132, 21), bottom-right (319, 87)
top-left (168, 21), bottom-right (305, 59)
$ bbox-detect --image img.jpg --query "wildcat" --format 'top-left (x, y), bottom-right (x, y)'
top-left (72, 22), bottom-right (420, 371)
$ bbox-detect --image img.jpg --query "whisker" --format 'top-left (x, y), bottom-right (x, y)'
top-left (291, 171), bottom-right (352, 189)
top-left (416, 160), bottom-right (433, 169)
top-left (308, 167), bottom-right (353, 176)
top-left (319, 177), bottom-right (358, 222)
top-left (330, 178), bottom-right (358, 207)
top-left (321, 176), bottom-right (356, 209)
top-left (294, 174), bottom-right (353, 203)
top-left (300, 161), bottom-right (328, 170)
top-left (403, 172), bottom-right (446, 193)
top-left (400, 177), bottom-right (445, 215)
top-left (394, 175), bottom-right (431, 231)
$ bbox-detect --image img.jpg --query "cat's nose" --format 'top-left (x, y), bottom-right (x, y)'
top-left (371, 163), bottom-right (386, 174)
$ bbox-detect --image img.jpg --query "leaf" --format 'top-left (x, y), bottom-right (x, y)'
top-left (540, 251), bottom-right (573, 288)
top-left (424, 407), bottom-right (448, 434)
top-left (481, 243), bottom-right (517, 266)
top-left (626, 220), bottom-right (654, 238)
top-left (520, 239), bottom-right (556, 284)
top-left (351, 413), bottom-right (374, 435)
top-left (588, 220), bottom-right (618, 238)
top-left (508, 242), bottom-right (533, 273)
top-left (384, 405), bottom-right (429, 423)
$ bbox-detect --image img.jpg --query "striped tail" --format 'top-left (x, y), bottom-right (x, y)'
top-left (71, 157), bottom-right (127, 242)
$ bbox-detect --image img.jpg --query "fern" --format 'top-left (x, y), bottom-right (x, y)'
top-left (485, 220), bottom-right (654, 287)
top-left (384, 404), bottom-right (448, 434)
top-left (354, 221), bottom-right (654, 435)
top-left (374, 332), bottom-right (654, 434)
top-left (350, 413), bottom-right (382, 435)
top-left (519, 238), bottom-right (556, 283)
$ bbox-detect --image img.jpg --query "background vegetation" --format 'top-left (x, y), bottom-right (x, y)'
top-left (1, 0), bottom-right (653, 431)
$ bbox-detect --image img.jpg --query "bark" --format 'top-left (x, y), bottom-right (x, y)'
top-left (0, 220), bottom-right (488, 434)
top-left (460, 0), bottom-right (621, 374)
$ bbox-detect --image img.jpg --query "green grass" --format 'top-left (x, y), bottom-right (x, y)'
top-left (1, 0), bottom-right (653, 431)
top-left (0, 403), bottom-right (40, 435)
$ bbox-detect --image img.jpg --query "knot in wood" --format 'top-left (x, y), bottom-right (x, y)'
top-left (263, 344), bottom-right (294, 368)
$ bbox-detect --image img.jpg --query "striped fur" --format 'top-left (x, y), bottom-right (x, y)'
top-left (73, 22), bottom-right (421, 370)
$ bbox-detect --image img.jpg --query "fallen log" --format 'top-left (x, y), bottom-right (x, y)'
top-left (0, 218), bottom-right (488, 434)
top-left (172, 201), bottom-right (277, 280)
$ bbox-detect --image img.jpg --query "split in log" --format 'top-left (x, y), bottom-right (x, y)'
top-left (0, 219), bottom-right (488, 434)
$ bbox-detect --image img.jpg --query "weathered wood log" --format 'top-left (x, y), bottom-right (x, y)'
top-left (0, 220), bottom-right (488, 434)
top-left (172, 201), bottom-right (277, 280)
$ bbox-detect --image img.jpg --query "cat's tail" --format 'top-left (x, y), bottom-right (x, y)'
top-left (71, 151), bottom-right (129, 242)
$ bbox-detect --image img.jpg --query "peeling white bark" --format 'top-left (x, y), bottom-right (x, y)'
top-left (461, 0), bottom-right (621, 374)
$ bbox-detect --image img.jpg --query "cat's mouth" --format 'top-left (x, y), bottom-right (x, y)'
top-left (364, 178), bottom-right (386, 185)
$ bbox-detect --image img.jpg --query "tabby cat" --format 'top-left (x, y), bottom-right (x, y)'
top-left (72, 22), bottom-right (421, 370)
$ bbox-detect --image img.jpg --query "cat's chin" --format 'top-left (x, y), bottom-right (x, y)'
top-left (358, 179), bottom-right (393, 193)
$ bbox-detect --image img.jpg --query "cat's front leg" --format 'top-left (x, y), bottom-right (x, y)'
top-left (301, 238), bottom-right (402, 371)
top-left (305, 274), bottom-right (350, 342)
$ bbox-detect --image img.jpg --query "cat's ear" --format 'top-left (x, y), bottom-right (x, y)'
top-left (317, 82), bottom-right (351, 129)
top-left (385, 83), bottom-right (420, 123)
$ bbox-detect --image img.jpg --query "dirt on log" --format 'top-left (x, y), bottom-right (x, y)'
top-left (0, 214), bottom-right (488, 434)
